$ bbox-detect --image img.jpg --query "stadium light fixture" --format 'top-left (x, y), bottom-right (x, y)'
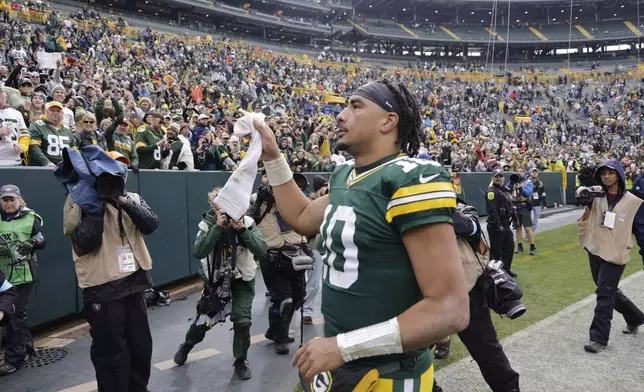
top-left (614, 13), bottom-right (617, 16)
top-left (481, 20), bottom-right (484, 22)
top-left (435, 10), bottom-right (438, 13)
top-left (403, 8), bottom-right (406, 11)
top-left (471, 11), bottom-right (474, 14)
top-left (553, 18), bottom-right (556, 21)
top-left (138, 9), bottom-right (142, 12)
top-left (575, 16), bottom-right (578, 19)
top-left (369, 4), bottom-right (372, 7)
top-left (425, 18), bottom-right (428, 21)
top-left (561, 10), bottom-right (564, 12)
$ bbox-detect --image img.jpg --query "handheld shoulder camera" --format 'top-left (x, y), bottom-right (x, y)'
top-left (576, 165), bottom-right (605, 206)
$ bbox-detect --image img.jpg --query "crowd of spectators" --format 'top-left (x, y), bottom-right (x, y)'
top-left (0, 2), bottom-right (642, 181)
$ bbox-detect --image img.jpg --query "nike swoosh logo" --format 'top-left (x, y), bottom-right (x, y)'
top-left (419, 173), bottom-right (440, 184)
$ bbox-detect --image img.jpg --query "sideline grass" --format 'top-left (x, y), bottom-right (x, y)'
top-left (293, 223), bottom-right (643, 391)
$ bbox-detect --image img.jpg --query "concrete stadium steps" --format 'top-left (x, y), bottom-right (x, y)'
top-left (528, 26), bottom-right (548, 40)
top-left (347, 19), bottom-right (367, 33)
top-left (398, 23), bottom-right (418, 38)
top-left (624, 21), bottom-right (642, 36)
top-left (541, 24), bottom-right (586, 41)
top-left (485, 27), bottom-right (504, 41)
top-left (440, 26), bottom-right (460, 40)
top-left (575, 25), bottom-right (594, 39)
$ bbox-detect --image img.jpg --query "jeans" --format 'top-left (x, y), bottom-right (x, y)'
top-left (303, 250), bottom-right (323, 318)
top-left (531, 205), bottom-right (541, 234)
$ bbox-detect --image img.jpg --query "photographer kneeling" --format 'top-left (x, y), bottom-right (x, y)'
top-left (61, 147), bottom-right (159, 391)
top-left (577, 160), bottom-right (644, 353)
top-left (173, 187), bottom-right (267, 380)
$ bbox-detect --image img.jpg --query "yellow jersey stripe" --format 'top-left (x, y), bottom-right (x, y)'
top-left (419, 365), bottom-right (434, 391)
top-left (386, 197), bottom-right (456, 223)
top-left (391, 182), bottom-right (454, 200)
top-left (29, 140), bottom-right (42, 145)
top-left (372, 377), bottom-right (394, 392)
top-left (135, 142), bottom-right (147, 149)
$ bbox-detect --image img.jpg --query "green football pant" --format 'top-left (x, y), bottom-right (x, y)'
top-left (183, 278), bottom-right (255, 359)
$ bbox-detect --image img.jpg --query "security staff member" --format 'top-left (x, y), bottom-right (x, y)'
top-left (577, 160), bottom-right (644, 353)
top-left (486, 169), bottom-right (516, 277)
top-left (509, 168), bottom-right (536, 255)
top-left (249, 173), bottom-right (309, 355)
top-left (435, 202), bottom-right (520, 392)
top-left (0, 184), bottom-right (46, 377)
top-left (529, 168), bottom-right (547, 234)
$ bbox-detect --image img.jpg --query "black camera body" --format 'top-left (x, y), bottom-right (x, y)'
top-left (96, 173), bottom-right (125, 199)
top-left (509, 173), bottom-right (521, 184)
top-left (485, 260), bottom-right (526, 320)
top-left (576, 165), bottom-right (605, 206)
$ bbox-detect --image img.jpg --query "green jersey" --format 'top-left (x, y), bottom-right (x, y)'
top-left (320, 154), bottom-right (456, 378)
top-left (28, 119), bottom-right (75, 166)
top-left (135, 126), bottom-right (164, 169)
top-left (104, 123), bottom-right (139, 167)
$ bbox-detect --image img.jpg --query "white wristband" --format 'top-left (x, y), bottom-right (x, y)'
top-left (264, 155), bottom-right (293, 187)
top-left (336, 317), bottom-right (403, 363)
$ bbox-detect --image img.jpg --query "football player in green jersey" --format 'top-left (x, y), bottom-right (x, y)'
top-left (254, 80), bottom-right (469, 391)
top-left (28, 101), bottom-right (75, 167)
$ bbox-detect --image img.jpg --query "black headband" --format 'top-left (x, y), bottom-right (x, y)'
top-left (353, 81), bottom-right (402, 117)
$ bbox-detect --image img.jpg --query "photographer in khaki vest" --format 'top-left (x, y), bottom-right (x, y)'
top-left (433, 202), bottom-right (520, 392)
top-left (63, 154), bottom-right (159, 391)
top-left (577, 160), bottom-right (644, 354)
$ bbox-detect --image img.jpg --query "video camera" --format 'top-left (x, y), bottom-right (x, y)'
top-left (576, 165), bottom-right (605, 206)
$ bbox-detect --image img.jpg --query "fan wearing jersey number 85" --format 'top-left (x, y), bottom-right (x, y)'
top-left (27, 102), bottom-right (75, 167)
top-left (253, 79), bottom-right (470, 389)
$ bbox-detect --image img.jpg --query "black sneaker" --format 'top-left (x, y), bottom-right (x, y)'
top-left (530, 245), bottom-right (536, 255)
top-left (584, 341), bottom-right (606, 353)
top-left (173, 344), bottom-right (193, 366)
top-left (0, 363), bottom-right (17, 376)
top-left (275, 343), bottom-right (290, 355)
top-left (264, 329), bottom-right (295, 344)
top-left (515, 244), bottom-right (524, 254)
top-left (233, 357), bottom-right (252, 380)
top-left (623, 323), bottom-right (642, 334)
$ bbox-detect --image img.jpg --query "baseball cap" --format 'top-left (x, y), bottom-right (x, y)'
top-left (198, 114), bottom-right (209, 120)
top-left (107, 151), bottom-right (131, 166)
top-left (492, 168), bottom-right (504, 177)
top-left (19, 78), bottom-right (33, 86)
top-left (0, 184), bottom-right (21, 199)
top-left (46, 101), bottom-right (63, 110)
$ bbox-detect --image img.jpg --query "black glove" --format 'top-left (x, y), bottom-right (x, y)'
top-left (16, 240), bottom-right (34, 257)
top-left (131, 164), bottom-right (139, 174)
top-left (115, 115), bottom-right (124, 125)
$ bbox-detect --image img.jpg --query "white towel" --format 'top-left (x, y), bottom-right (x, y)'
top-left (214, 111), bottom-right (265, 220)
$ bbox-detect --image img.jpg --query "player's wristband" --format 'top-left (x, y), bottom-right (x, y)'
top-left (336, 317), bottom-right (404, 362)
top-left (264, 155), bottom-right (293, 187)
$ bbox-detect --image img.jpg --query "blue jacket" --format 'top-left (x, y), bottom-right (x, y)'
top-left (53, 145), bottom-right (128, 215)
top-left (506, 174), bottom-right (533, 199)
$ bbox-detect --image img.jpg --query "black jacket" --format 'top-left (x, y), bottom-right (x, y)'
top-left (486, 184), bottom-right (513, 229)
top-left (71, 195), bottom-right (159, 303)
top-left (532, 177), bottom-right (548, 207)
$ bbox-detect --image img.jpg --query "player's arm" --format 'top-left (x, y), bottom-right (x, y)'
top-left (27, 123), bottom-right (51, 166)
top-left (254, 120), bottom-right (328, 237)
top-left (397, 222), bottom-right (470, 349)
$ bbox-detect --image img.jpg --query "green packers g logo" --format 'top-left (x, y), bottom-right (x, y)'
top-left (311, 371), bottom-right (332, 392)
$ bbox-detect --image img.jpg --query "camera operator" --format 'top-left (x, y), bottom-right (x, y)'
top-left (486, 169), bottom-right (516, 277)
top-left (173, 187), bottom-right (267, 380)
top-left (577, 160), bottom-right (644, 353)
top-left (63, 153), bottom-right (159, 391)
top-left (509, 168), bottom-right (536, 256)
top-left (0, 184), bottom-right (45, 377)
top-left (248, 173), bottom-right (309, 355)
top-left (434, 201), bottom-right (521, 392)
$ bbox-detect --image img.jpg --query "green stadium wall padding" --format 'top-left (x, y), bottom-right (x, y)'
top-left (0, 168), bottom-right (569, 327)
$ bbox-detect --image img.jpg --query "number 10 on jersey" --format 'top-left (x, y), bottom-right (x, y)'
top-left (321, 205), bottom-right (359, 290)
